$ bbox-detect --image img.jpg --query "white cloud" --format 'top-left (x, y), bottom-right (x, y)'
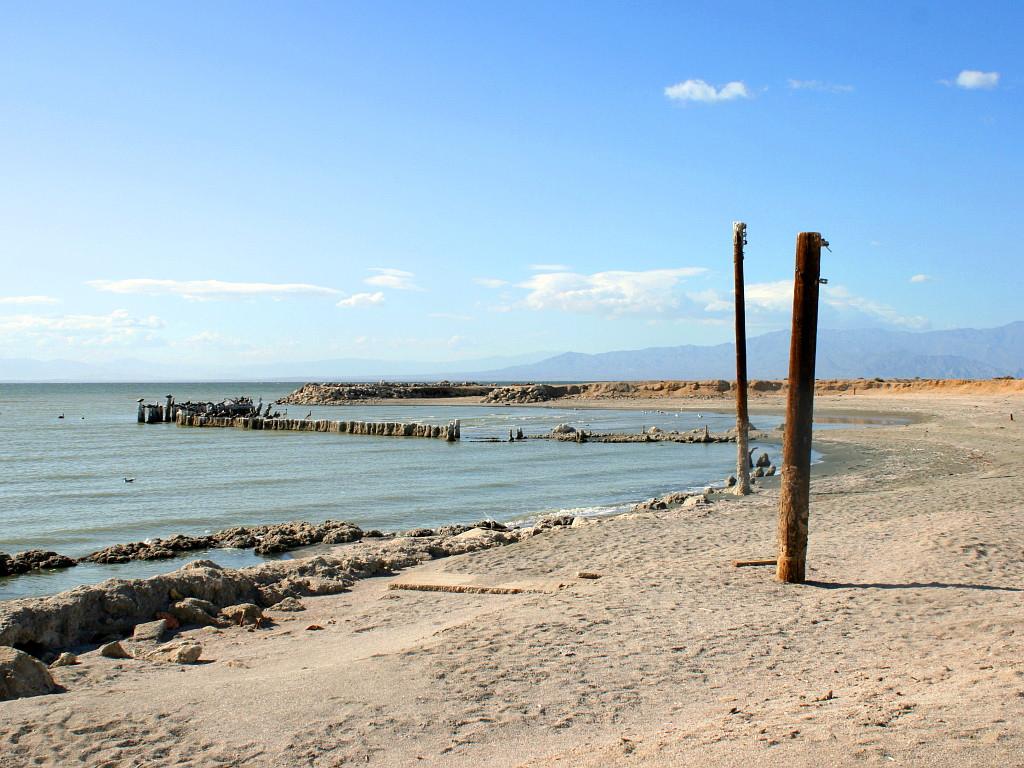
top-left (0, 295), bottom-right (60, 305)
top-left (824, 285), bottom-right (927, 328)
top-left (0, 309), bottom-right (165, 346)
top-left (696, 280), bottom-right (926, 328)
top-left (909, 274), bottom-right (933, 283)
top-left (473, 277), bottom-right (509, 288)
top-left (529, 263), bottom-right (572, 272)
top-left (364, 268), bottom-right (422, 291)
top-left (953, 70), bottom-right (999, 90)
top-left (87, 278), bottom-right (340, 300)
top-left (519, 267), bottom-right (708, 314)
top-left (664, 79), bottom-right (750, 103)
top-left (337, 291), bottom-right (385, 308)
top-left (787, 79), bottom-right (854, 93)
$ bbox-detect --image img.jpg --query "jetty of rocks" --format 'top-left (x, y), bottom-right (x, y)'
top-left (280, 381), bottom-right (494, 405)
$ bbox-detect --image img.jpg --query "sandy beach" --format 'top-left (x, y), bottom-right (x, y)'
top-left (2, 390), bottom-right (1023, 767)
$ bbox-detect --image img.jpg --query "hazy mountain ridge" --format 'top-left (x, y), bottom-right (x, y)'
top-left (1, 323), bottom-right (1020, 382)
top-left (471, 322), bottom-right (1024, 381)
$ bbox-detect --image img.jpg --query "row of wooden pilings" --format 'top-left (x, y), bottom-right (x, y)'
top-left (137, 396), bottom-right (177, 424)
top-left (175, 412), bottom-right (461, 441)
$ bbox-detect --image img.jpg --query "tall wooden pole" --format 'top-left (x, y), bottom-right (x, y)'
top-left (733, 222), bottom-right (751, 495)
top-left (776, 232), bottom-right (823, 583)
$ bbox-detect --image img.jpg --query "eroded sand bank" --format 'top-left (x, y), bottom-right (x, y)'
top-left (1, 392), bottom-right (1022, 768)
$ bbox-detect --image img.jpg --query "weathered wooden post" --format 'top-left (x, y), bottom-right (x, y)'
top-left (777, 232), bottom-right (824, 583)
top-left (136, 398), bottom-right (145, 423)
top-left (733, 221), bottom-right (751, 495)
top-left (164, 395), bottom-right (173, 422)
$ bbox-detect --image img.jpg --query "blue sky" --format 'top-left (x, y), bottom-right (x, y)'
top-left (1, 1), bottom-right (1020, 368)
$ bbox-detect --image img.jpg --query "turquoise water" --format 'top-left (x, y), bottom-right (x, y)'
top-left (0, 383), bottom-right (786, 600)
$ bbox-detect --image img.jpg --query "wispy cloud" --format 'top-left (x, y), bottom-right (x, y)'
top-left (519, 267), bottom-right (708, 314)
top-left (0, 309), bottom-right (165, 346)
top-left (337, 291), bottom-right (385, 308)
top-left (87, 278), bottom-right (340, 300)
top-left (696, 280), bottom-right (926, 328)
top-left (529, 263), bottom-right (572, 272)
top-left (0, 295), bottom-right (60, 305)
top-left (664, 79), bottom-right (749, 103)
top-left (429, 312), bottom-right (474, 321)
top-left (364, 268), bottom-right (422, 291)
top-left (944, 70), bottom-right (1000, 90)
top-left (909, 273), bottom-right (933, 283)
top-left (473, 277), bottom-right (509, 288)
top-left (787, 79), bottom-right (854, 93)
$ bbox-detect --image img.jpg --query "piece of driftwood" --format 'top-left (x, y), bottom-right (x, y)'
top-left (732, 558), bottom-right (778, 568)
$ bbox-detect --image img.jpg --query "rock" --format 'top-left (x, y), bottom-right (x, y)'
top-left (0, 646), bottom-right (60, 700)
top-left (755, 452), bottom-right (771, 468)
top-left (453, 527), bottom-right (493, 541)
top-left (725, 475), bottom-right (737, 487)
top-left (131, 619), bottom-right (168, 643)
top-left (49, 652), bottom-right (78, 668)
top-left (537, 514), bottom-right (575, 529)
top-left (182, 559), bottom-right (223, 571)
top-left (682, 494), bottom-right (707, 508)
top-left (571, 516), bottom-right (593, 528)
top-left (143, 642), bottom-right (202, 664)
top-left (647, 426), bottom-right (662, 434)
top-left (753, 466), bottom-right (765, 478)
top-left (155, 611), bottom-right (181, 629)
top-left (99, 641), bottom-right (131, 659)
top-left (170, 597), bottom-right (222, 627)
top-left (399, 528), bottom-right (435, 538)
top-left (269, 597), bottom-right (305, 612)
top-left (219, 603), bottom-right (264, 626)
top-left (551, 423), bottom-right (576, 434)
top-left (0, 550), bottom-right (77, 575)
top-left (766, 465), bottom-right (777, 476)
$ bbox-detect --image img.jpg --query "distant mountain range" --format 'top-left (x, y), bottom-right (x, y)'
top-left (1, 322), bottom-right (1021, 382)
top-left (469, 322), bottom-right (1024, 381)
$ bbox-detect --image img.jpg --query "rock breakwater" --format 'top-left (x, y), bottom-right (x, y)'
top-left (280, 381), bottom-right (494, 404)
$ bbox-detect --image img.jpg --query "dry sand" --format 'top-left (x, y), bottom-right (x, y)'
top-left (2, 392), bottom-right (1023, 767)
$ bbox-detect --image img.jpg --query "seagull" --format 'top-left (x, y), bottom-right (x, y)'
top-left (124, 477), bottom-right (135, 483)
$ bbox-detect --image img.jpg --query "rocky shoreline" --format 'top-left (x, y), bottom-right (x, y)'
top-left (0, 487), bottom-right (715, 672)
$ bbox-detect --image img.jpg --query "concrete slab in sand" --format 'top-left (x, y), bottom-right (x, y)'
top-left (388, 572), bottom-right (567, 595)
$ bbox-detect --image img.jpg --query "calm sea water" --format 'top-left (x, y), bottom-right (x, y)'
top-left (0, 383), bottom-right (787, 600)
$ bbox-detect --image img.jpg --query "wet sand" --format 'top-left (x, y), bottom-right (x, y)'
top-left (1, 392), bottom-right (1022, 767)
